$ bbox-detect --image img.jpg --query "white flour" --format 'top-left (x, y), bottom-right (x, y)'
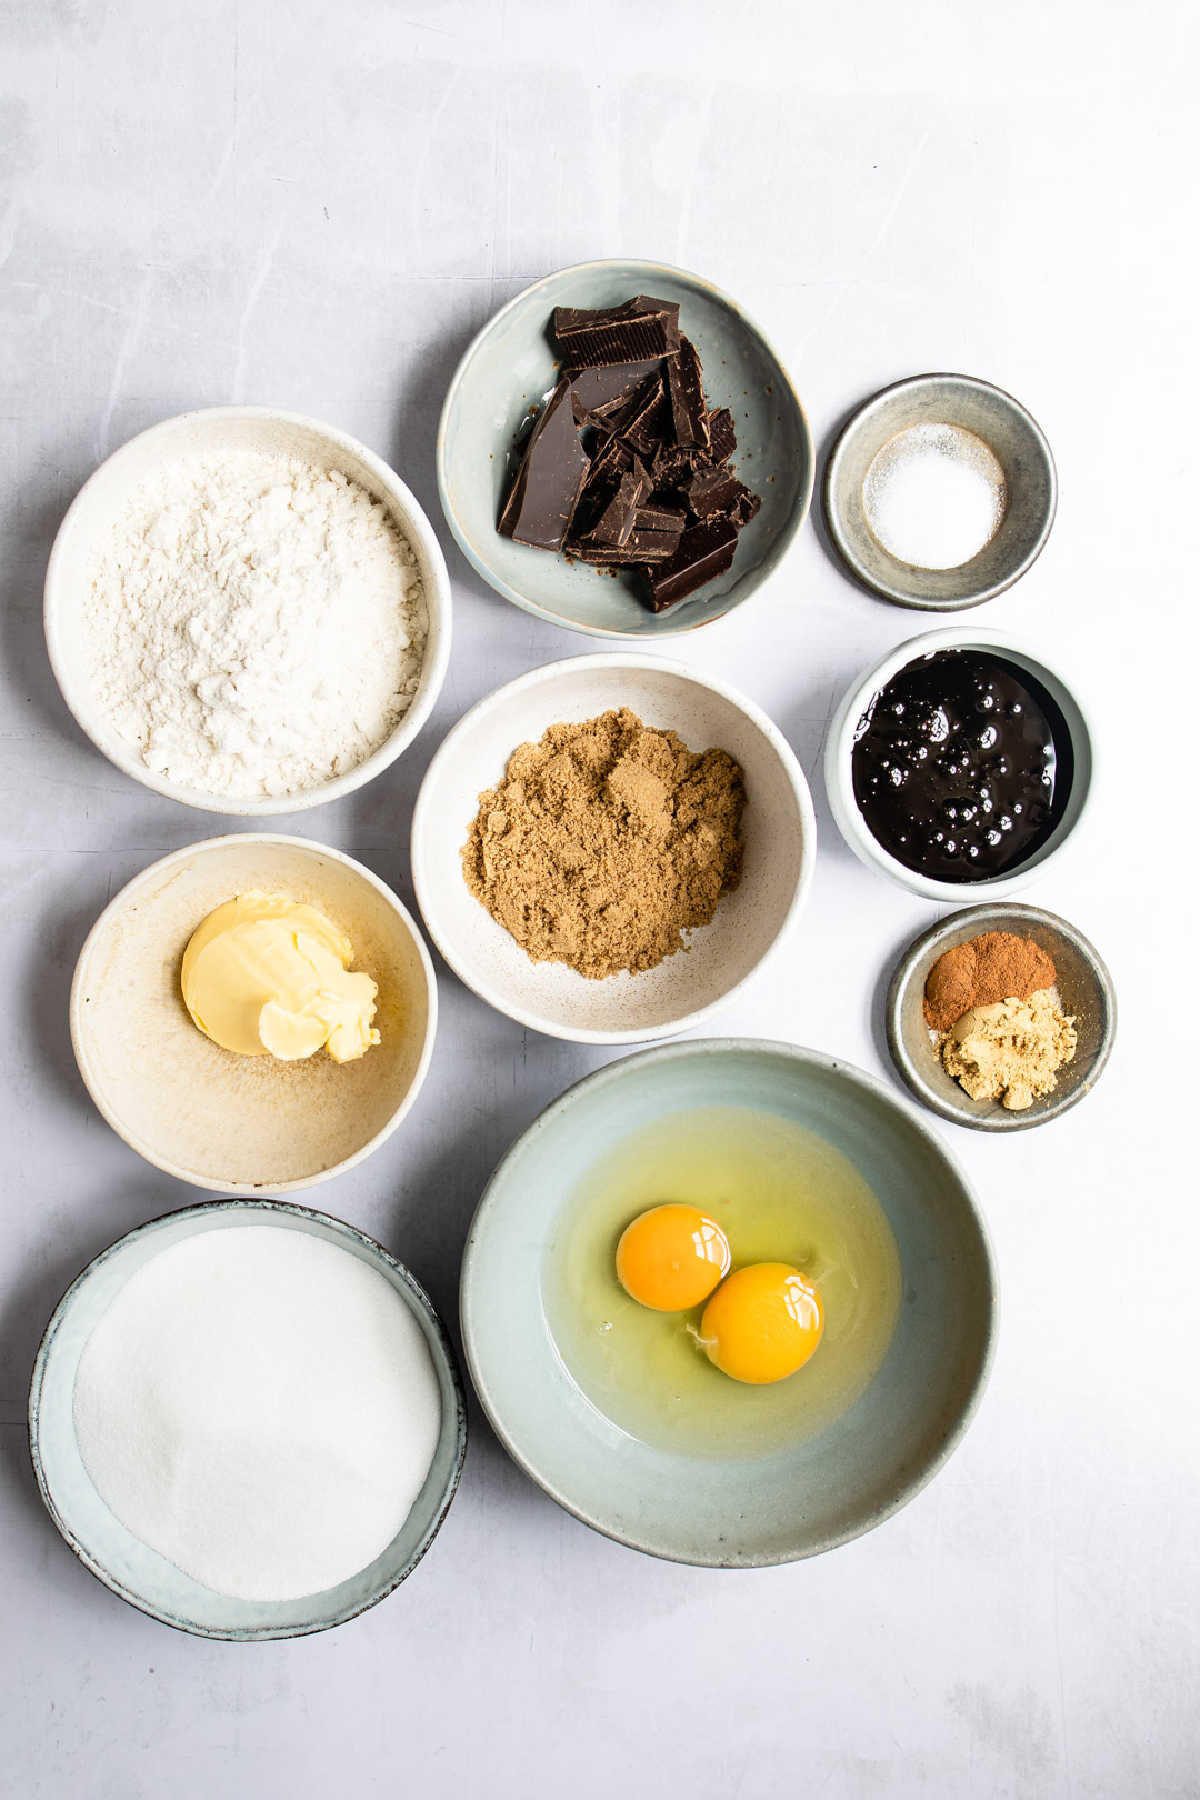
top-left (85, 450), bottom-right (426, 799)
top-left (73, 1226), bottom-right (443, 1603)
top-left (863, 423), bottom-right (1008, 570)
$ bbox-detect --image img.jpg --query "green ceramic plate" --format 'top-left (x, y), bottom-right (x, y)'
top-left (437, 259), bottom-right (812, 639)
top-left (29, 1200), bottom-right (467, 1639)
top-left (461, 1040), bottom-right (995, 1566)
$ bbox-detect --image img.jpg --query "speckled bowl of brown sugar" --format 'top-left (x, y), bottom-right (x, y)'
top-left (410, 655), bottom-right (817, 1045)
top-left (887, 903), bottom-right (1116, 1132)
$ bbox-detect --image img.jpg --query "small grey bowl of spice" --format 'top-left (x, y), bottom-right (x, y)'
top-left (823, 373), bottom-right (1057, 610)
top-left (886, 902), bottom-right (1115, 1131)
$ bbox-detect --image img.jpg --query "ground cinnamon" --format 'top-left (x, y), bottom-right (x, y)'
top-left (461, 707), bottom-right (744, 980)
top-left (923, 930), bottom-right (1057, 1031)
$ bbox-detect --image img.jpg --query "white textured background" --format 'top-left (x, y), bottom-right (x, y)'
top-left (1, 4), bottom-right (1196, 1796)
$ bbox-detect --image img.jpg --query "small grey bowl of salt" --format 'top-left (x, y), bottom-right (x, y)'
top-left (823, 373), bottom-right (1057, 609)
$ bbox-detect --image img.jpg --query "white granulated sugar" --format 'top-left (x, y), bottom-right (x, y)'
top-left (86, 451), bottom-right (426, 799)
top-left (863, 423), bottom-right (1008, 571)
top-left (73, 1227), bottom-right (442, 1603)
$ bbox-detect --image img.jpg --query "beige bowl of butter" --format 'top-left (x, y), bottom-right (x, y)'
top-left (71, 836), bottom-right (437, 1192)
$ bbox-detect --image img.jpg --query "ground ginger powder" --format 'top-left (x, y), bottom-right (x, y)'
top-left (939, 990), bottom-right (1078, 1111)
top-left (461, 708), bottom-right (745, 980)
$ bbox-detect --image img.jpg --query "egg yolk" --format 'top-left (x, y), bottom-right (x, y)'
top-left (698, 1262), bottom-right (823, 1384)
top-left (615, 1205), bottom-right (732, 1312)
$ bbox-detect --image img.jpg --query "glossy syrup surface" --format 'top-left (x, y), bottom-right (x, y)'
top-left (851, 649), bottom-right (1073, 881)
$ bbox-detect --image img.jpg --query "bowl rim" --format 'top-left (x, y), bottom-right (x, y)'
top-left (43, 404), bottom-right (453, 816)
top-left (459, 1036), bottom-right (998, 1568)
top-left (886, 900), bottom-right (1117, 1132)
top-left (822, 371), bottom-right (1059, 611)
top-left (822, 624), bottom-right (1095, 902)
top-left (69, 833), bottom-right (439, 1193)
top-left (27, 1196), bottom-right (469, 1641)
top-left (410, 652), bottom-right (818, 1044)
top-left (435, 256), bottom-right (814, 641)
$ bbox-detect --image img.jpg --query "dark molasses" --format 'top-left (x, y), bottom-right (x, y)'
top-left (851, 649), bottom-right (1073, 881)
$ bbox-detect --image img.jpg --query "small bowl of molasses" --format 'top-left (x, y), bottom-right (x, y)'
top-left (824, 628), bottom-right (1093, 901)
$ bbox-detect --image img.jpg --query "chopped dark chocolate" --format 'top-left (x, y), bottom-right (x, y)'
top-left (569, 359), bottom-right (664, 426)
top-left (552, 296), bottom-right (680, 368)
top-left (684, 466), bottom-right (745, 520)
top-left (585, 432), bottom-right (636, 487)
top-left (602, 373), bottom-right (666, 457)
top-left (500, 295), bottom-right (761, 612)
top-left (706, 408), bottom-right (738, 466)
top-left (574, 465), bottom-right (649, 549)
top-left (575, 528), bottom-right (684, 566)
top-left (634, 498), bottom-right (688, 534)
top-left (666, 337), bottom-right (710, 453)
top-left (498, 376), bottom-right (589, 551)
top-left (644, 517), bottom-right (739, 611)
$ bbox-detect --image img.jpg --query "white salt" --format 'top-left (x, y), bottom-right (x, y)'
top-left (863, 423), bottom-right (1008, 570)
top-left (73, 1226), bottom-right (442, 1603)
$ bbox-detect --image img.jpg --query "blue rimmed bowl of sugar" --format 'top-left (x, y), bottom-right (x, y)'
top-left (823, 373), bottom-right (1057, 610)
top-left (29, 1199), bottom-right (467, 1640)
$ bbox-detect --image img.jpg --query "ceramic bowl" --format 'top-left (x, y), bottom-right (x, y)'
top-left (823, 373), bottom-right (1057, 609)
top-left (70, 835), bottom-right (437, 1192)
top-left (461, 1039), bottom-right (995, 1566)
top-left (410, 656), bottom-right (816, 1044)
top-left (437, 258), bottom-right (812, 639)
top-left (887, 902), bottom-right (1116, 1132)
top-left (29, 1199), bottom-right (467, 1640)
top-left (44, 406), bottom-right (452, 815)
top-left (824, 626), bottom-right (1093, 902)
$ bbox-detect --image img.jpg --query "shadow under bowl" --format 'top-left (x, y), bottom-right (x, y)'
top-left (437, 259), bottom-right (812, 639)
top-left (886, 902), bottom-right (1116, 1132)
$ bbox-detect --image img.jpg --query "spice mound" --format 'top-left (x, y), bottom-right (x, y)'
top-left (941, 993), bottom-right (1078, 1112)
top-left (923, 930), bottom-right (1056, 1030)
top-left (923, 929), bottom-right (1077, 1111)
top-left (461, 707), bottom-right (744, 980)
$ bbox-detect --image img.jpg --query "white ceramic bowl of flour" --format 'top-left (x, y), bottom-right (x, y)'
top-left (71, 835), bottom-right (437, 1191)
top-left (410, 655), bottom-right (817, 1044)
top-left (29, 1200), bottom-right (467, 1640)
top-left (44, 407), bottom-right (451, 814)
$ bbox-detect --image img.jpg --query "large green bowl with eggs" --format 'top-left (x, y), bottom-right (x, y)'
top-left (460, 1040), bottom-right (995, 1566)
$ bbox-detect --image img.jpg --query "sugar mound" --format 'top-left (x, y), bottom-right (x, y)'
top-left (73, 1226), bottom-right (442, 1603)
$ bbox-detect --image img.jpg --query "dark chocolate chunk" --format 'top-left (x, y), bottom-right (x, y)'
top-left (498, 376), bottom-right (589, 551)
top-left (706, 408), bottom-right (738, 466)
top-left (575, 465), bottom-right (650, 549)
top-left (731, 486), bottom-right (761, 528)
top-left (666, 336), bottom-right (710, 453)
top-left (585, 432), bottom-right (635, 487)
top-left (683, 466), bottom-right (745, 520)
top-left (576, 527), bottom-right (684, 566)
top-left (569, 359), bottom-right (663, 426)
top-left (552, 296), bottom-right (680, 368)
top-left (605, 373), bottom-right (667, 457)
top-left (634, 498), bottom-right (688, 534)
top-left (651, 440), bottom-right (700, 488)
top-left (644, 517), bottom-right (739, 610)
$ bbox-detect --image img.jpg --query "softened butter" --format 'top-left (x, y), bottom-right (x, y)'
top-left (181, 891), bottom-right (380, 1063)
